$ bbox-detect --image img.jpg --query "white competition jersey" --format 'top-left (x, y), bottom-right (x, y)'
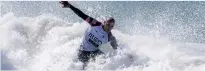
top-left (80, 25), bottom-right (109, 51)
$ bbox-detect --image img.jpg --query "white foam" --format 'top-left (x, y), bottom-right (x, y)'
top-left (1, 12), bottom-right (205, 71)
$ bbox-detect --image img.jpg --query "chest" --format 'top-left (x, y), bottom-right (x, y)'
top-left (85, 26), bottom-right (108, 45)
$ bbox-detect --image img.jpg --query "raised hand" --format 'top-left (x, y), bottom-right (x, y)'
top-left (60, 1), bottom-right (71, 8)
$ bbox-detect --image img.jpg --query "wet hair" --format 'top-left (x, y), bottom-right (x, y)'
top-left (107, 17), bottom-right (115, 23)
top-left (103, 17), bottom-right (115, 26)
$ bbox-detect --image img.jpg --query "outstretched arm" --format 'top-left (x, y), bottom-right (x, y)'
top-left (60, 1), bottom-right (101, 26)
top-left (108, 32), bottom-right (118, 50)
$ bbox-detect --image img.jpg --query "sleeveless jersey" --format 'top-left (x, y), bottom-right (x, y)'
top-left (80, 25), bottom-right (109, 51)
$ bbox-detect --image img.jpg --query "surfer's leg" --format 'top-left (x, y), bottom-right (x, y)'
top-left (77, 50), bottom-right (90, 70)
top-left (82, 62), bottom-right (88, 70)
top-left (77, 50), bottom-right (104, 69)
top-left (90, 50), bottom-right (104, 61)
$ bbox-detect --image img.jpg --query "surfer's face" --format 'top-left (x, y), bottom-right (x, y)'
top-left (104, 21), bottom-right (115, 32)
top-left (103, 17), bottom-right (115, 32)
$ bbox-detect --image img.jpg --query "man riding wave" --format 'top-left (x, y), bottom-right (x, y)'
top-left (60, 1), bottom-right (118, 69)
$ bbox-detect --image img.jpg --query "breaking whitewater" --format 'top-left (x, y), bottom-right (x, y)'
top-left (1, 1), bottom-right (205, 71)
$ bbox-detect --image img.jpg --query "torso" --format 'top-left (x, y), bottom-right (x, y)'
top-left (80, 25), bottom-right (109, 51)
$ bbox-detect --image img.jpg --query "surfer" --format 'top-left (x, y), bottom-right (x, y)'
top-left (60, 1), bottom-right (118, 69)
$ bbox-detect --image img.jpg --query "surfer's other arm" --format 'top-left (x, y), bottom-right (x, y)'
top-left (60, 1), bottom-right (101, 26)
top-left (108, 32), bottom-right (118, 50)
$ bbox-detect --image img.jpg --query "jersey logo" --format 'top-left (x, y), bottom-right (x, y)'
top-left (88, 33), bottom-right (102, 47)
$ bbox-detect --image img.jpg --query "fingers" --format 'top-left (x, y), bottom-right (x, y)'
top-left (59, 1), bottom-right (64, 4)
top-left (59, 1), bottom-right (64, 8)
top-left (60, 1), bottom-right (70, 8)
top-left (60, 1), bottom-right (68, 4)
top-left (59, 1), bottom-right (62, 4)
top-left (59, 1), bottom-right (64, 5)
